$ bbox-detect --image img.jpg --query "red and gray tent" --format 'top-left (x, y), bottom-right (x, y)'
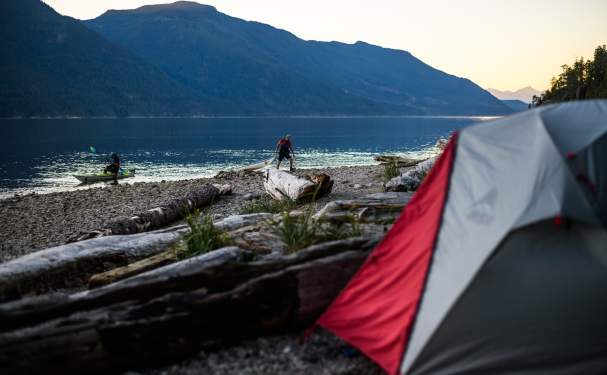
top-left (317, 100), bottom-right (607, 375)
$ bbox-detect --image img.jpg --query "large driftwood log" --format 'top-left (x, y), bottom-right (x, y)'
top-left (0, 237), bottom-right (377, 333)
top-left (263, 169), bottom-right (333, 201)
top-left (0, 239), bottom-right (378, 374)
top-left (68, 184), bottom-right (222, 242)
top-left (0, 226), bottom-right (187, 302)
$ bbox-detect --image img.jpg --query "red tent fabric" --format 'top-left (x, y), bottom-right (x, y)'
top-left (317, 134), bottom-right (458, 375)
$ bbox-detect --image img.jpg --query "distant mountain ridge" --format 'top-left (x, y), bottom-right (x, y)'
top-left (1, 0), bottom-right (512, 117)
top-left (86, 1), bottom-right (511, 116)
top-left (487, 86), bottom-right (541, 103)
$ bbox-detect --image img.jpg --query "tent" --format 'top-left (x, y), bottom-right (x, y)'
top-left (317, 100), bottom-right (607, 375)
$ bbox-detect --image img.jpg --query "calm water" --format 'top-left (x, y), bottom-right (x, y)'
top-left (0, 117), bottom-right (492, 198)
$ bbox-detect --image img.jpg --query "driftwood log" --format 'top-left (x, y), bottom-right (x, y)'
top-left (263, 169), bottom-right (333, 201)
top-left (0, 237), bottom-right (379, 374)
top-left (0, 226), bottom-right (187, 302)
top-left (0, 238), bottom-right (376, 332)
top-left (374, 155), bottom-right (425, 167)
top-left (315, 192), bottom-right (412, 223)
top-left (385, 156), bottom-right (437, 192)
top-left (68, 184), bottom-right (224, 243)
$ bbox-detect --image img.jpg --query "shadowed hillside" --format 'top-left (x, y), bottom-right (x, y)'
top-left (0, 0), bottom-right (205, 117)
top-left (86, 1), bottom-right (511, 116)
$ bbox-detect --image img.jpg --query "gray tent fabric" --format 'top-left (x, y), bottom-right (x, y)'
top-left (541, 100), bottom-right (607, 154)
top-left (408, 220), bottom-right (607, 375)
top-left (571, 132), bottom-right (607, 226)
top-left (400, 100), bottom-right (607, 374)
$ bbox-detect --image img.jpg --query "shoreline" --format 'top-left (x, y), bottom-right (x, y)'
top-left (0, 165), bottom-right (385, 263)
top-left (1, 114), bottom-right (502, 120)
top-left (0, 163), bottom-right (381, 201)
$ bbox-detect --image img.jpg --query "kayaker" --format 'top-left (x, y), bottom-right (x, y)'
top-left (103, 153), bottom-right (120, 185)
top-left (276, 134), bottom-right (294, 171)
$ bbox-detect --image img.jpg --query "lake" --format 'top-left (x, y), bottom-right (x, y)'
top-left (0, 117), bottom-right (493, 198)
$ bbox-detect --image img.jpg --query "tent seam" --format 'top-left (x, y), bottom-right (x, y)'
top-left (398, 131), bottom-right (459, 375)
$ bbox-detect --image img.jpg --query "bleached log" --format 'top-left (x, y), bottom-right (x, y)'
top-left (0, 226), bottom-right (188, 302)
top-left (263, 169), bottom-right (332, 201)
top-left (213, 213), bottom-right (272, 232)
top-left (315, 192), bottom-right (413, 223)
top-left (385, 156), bottom-right (437, 192)
top-left (68, 184), bottom-right (220, 242)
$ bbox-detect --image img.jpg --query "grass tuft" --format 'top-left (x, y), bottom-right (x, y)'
top-left (383, 162), bottom-right (400, 181)
top-left (276, 210), bottom-right (362, 254)
top-left (180, 210), bottom-right (229, 258)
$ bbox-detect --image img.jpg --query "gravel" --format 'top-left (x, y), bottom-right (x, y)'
top-left (144, 330), bottom-right (383, 375)
top-left (1, 165), bottom-right (389, 374)
top-left (0, 165), bottom-right (384, 263)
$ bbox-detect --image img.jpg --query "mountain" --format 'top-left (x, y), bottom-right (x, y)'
top-left (487, 86), bottom-right (541, 103)
top-left (0, 0), bottom-right (204, 117)
top-left (500, 99), bottom-right (529, 112)
top-left (85, 1), bottom-right (511, 116)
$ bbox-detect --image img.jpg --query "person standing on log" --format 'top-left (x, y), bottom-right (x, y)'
top-left (104, 153), bottom-right (120, 185)
top-left (276, 134), bottom-right (295, 171)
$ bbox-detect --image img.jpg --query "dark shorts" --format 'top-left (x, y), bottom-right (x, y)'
top-left (106, 164), bottom-right (119, 174)
top-left (278, 149), bottom-right (291, 161)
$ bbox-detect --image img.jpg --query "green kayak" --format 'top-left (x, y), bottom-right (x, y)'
top-left (73, 169), bottom-right (136, 184)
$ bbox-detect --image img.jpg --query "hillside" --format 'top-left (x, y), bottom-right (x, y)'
top-left (85, 1), bottom-right (511, 116)
top-left (0, 0), bottom-right (204, 117)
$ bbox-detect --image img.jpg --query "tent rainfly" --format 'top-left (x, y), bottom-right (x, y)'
top-left (316, 100), bottom-right (607, 375)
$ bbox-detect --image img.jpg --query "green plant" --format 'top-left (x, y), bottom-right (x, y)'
top-left (276, 210), bottom-right (363, 254)
top-left (383, 162), bottom-right (400, 181)
top-left (277, 212), bottom-right (319, 253)
top-left (240, 197), bottom-right (298, 214)
top-left (181, 210), bottom-right (229, 258)
top-left (344, 212), bottom-right (362, 237)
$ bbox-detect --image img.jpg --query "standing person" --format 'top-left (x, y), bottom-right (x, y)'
top-left (104, 153), bottom-right (120, 185)
top-left (276, 134), bottom-right (295, 171)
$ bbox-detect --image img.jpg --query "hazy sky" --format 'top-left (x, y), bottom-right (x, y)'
top-left (43, 0), bottom-right (607, 91)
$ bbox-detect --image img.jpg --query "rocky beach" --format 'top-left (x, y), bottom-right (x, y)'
top-left (0, 163), bottom-right (410, 374)
top-left (0, 165), bottom-right (383, 263)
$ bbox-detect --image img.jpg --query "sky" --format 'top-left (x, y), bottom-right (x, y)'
top-left (43, 0), bottom-right (607, 91)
